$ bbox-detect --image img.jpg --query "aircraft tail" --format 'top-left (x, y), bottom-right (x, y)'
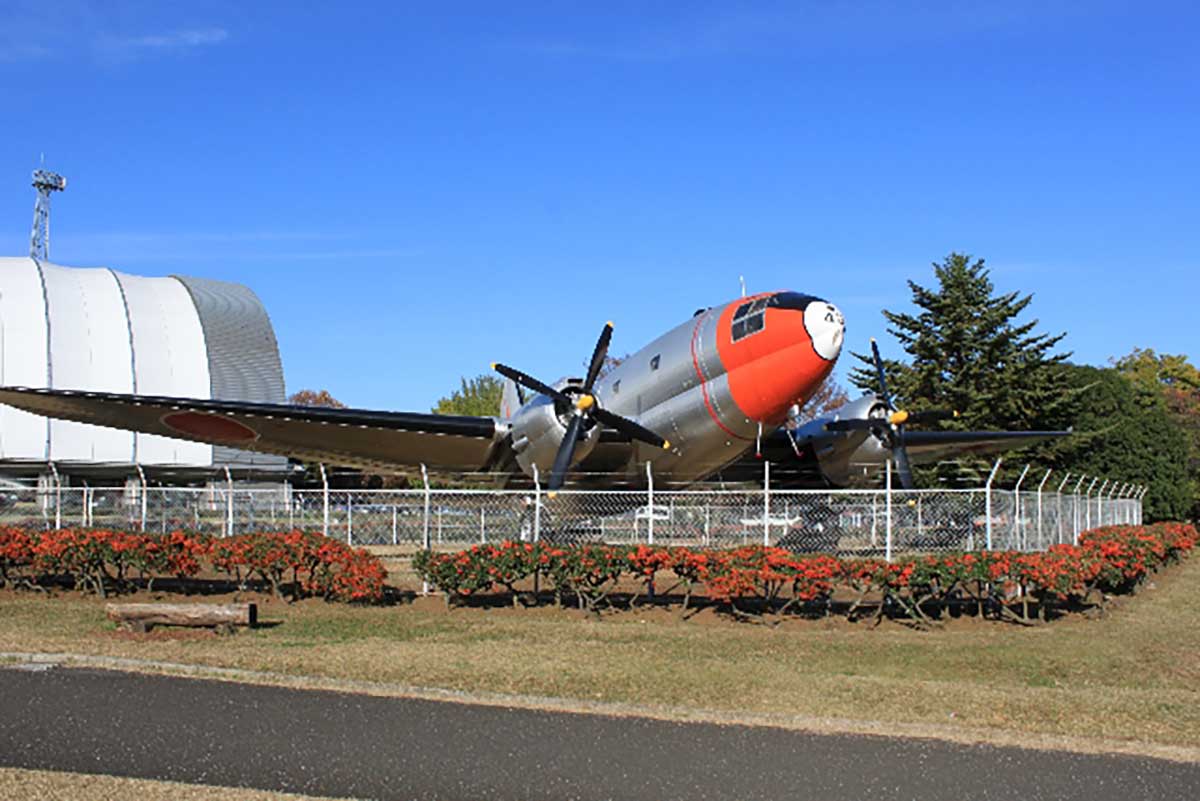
top-left (500, 377), bottom-right (521, 419)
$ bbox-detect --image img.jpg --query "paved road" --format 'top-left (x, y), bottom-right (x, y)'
top-left (0, 666), bottom-right (1196, 800)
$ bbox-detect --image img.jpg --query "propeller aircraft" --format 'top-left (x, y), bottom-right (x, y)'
top-left (0, 290), bottom-right (1066, 490)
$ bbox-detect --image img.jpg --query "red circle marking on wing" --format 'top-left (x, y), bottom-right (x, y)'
top-left (162, 411), bottom-right (260, 443)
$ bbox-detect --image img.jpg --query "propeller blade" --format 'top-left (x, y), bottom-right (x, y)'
top-left (593, 408), bottom-right (670, 450)
top-left (904, 409), bottom-right (958, 426)
top-left (825, 418), bottom-right (886, 433)
top-left (583, 322), bottom-right (614, 392)
top-left (548, 414), bottom-right (585, 491)
top-left (892, 431), bottom-right (916, 490)
top-left (870, 338), bottom-right (894, 410)
top-left (492, 363), bottom-right (569, 404)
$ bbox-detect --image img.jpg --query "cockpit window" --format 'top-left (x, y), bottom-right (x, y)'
top-left (732, 299), bottom-right (768, 343)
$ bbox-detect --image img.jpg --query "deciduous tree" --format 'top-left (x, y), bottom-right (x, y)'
top-left (433, 375), bottom-right (503, 417)
top-left (1050, 366), bottom-right (1191, 522)
top-left (1113, 348), bottom-right (1200, 518)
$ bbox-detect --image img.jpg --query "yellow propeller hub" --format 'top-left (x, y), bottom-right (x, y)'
top-left (575, 394), bottom-right (596, 412)
top-left (889, 410), bottom-right (909, 425)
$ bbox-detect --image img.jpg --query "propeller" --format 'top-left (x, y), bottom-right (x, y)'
top-left (826, 338), bottom-right (957, 489)
top-left (493, 323), bottom-right (670, 491)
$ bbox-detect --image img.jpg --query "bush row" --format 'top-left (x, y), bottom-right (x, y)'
top-left (413, 522), bottom-right (1198, 623)
top-left (0, 527), bottom-right (387, 603)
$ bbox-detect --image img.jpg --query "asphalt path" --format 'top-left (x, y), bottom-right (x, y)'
top-left (0, 666), bottom-right (1196, 800)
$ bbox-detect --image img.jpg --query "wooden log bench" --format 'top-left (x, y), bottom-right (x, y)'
top-left (106, 603), bottom-right (257, 635)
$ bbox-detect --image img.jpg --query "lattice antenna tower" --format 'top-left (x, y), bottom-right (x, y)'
top-left (30, 168), bottom-right (67, 261)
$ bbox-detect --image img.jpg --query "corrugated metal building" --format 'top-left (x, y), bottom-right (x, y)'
top-left (0, 256), bottom-right (287, 479)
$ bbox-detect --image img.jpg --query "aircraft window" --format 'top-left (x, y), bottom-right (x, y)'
top-left (613, 380), bottom-right (620, 394)
top-left (751, 298), bottom-right (769, 312)
top-left (733, 302), bottom-right (752, 321)
top-left (732, 306), bottom-right (766, 342)
top-left (650, 355), bottom-right (661, 371)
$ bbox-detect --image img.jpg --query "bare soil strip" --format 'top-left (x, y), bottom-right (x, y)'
top-left (0, 766), bottom-right (354, 801)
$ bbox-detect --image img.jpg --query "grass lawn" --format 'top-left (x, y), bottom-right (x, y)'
top-left (2, 556), bottom-right (1198, 758)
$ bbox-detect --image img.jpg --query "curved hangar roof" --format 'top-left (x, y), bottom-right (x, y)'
top-left (0, 256), bottom-right (286, 473)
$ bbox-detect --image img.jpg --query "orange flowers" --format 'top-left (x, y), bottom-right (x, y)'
top-left (412, 522), bottom-right (1197, 621)
top-left (0, 527), bottom-right (386, 603)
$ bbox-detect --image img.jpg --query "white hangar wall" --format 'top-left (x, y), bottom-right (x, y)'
top-left (0, 256), bottom-right (287, 474)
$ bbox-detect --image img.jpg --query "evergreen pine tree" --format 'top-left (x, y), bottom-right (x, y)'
top-left (850, 253), bottom-right (1072, 483)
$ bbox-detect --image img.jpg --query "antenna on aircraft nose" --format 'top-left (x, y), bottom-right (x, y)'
top-left (739, 275), bottom-right (747, 297)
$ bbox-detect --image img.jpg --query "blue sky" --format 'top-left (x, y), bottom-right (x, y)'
top-left (1, 1), bottom-right (1196, 412)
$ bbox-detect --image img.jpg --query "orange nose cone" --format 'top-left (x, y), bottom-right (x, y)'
top-left (716, 293), bottom-right (841, 425)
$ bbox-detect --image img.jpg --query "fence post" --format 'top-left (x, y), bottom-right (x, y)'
top-left (346, 491), bottom-right (353, 545)
top-left (48, 462), bottom-right (62, 530)
top-left (320, 464), bottom-right (330, 538)
top-left (647, 461), bottom-right (656, 546)
top-left (762, 460), bottom-right (770, 547)
top-left (1072, 475), bottom-right (1087, 544)
top-left (916, 493), bottom-right (923, 541)
top-left (984, 458), bottom-right (1002, 551)
top-left (1055, 473), bottom-right (1071, 544)
top-left (870, 492), bottom-right (878, 547)
top-left (134, 464), bottom-right (146, 532)
top-left (1084, 477), bottom-right (1099, 532)
top-left (224, 466), bottom-right (234, 538)
top-left (532, 464), bottom-right (542, 543)
top-left (1097, 479), bottom-right (1110, 526)
top-left (1035, 469), bottom-right (1051, 551)
top-left (392, 503), bottom-right (398, 546)
top-left (421, 464), bottom-right (431, 595)
top-left (1013, 464), bottom-right (1031, 551)
top-left (884, 458), bottom-right (893, 562)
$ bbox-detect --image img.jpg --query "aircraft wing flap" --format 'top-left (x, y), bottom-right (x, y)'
top-left (0, 387), bottom-right (500, 473)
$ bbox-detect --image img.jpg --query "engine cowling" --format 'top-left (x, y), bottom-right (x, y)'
top-left (508, 389), bottom-right (600, 480)
top-left (792, 395), bottom-right (892, 485)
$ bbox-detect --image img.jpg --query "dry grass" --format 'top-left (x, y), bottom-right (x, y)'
top-left (0, 767), bottom-right (354, 800)
top-left (1, 558), bottom-right (1198, 755)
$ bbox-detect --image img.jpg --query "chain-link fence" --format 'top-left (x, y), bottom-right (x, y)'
top-left (0, 479), bottom-right (1144, 559)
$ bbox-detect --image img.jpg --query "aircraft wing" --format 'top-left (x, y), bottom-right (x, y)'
top-left (901, 430), bottom-right (1070, 463)
top-left (0, 387), bottom-right (504, 473)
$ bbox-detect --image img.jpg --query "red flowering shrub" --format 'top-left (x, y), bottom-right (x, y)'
top-left (412, 548), bottom-right (495, 606)
top-left (412, 522), bottom-right (1195, 624)
top-left (540, 544), bottom-right (628, 612)
top-left (0, 526), bottom-right (384, 604)
top-left (0, 526), bottom-right (34, 587)
top-left (210, 530), bottom-right (386, 603)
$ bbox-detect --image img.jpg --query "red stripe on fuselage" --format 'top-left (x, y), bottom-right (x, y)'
top-left (690, 312), bottom-right (753, 442)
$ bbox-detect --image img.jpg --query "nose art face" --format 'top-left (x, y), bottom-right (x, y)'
top-left (803, 301), bottom-right (845, 362)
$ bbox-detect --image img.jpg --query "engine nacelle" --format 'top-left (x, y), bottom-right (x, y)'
top-left (793, 395), bottom-right (892, 485)
top-left (508, 390), bottom-right (600, 480)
